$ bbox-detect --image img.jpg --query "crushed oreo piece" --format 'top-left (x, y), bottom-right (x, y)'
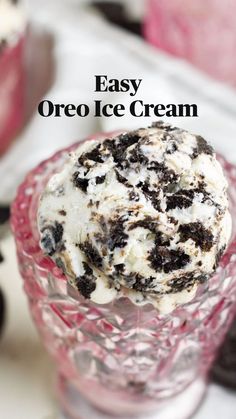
top-left (128, 144), bottom-right (148, 165)
top-left (72, 172), bottom-right (89, 192)
top-left (41, 222), bottom-right (64, 256)
top-left (167, 272), bottom-right (207, 293)
top-left (148, 247), bottom-right (190, 273)
top-left (78, 144), bottom-right (103, 164)
top-left (75, 262), bottom-right (96, 299)
top-left (154, 231), bottom-right (171, 247)
top-left (151, 121), bottom-right (178, 132)
top-left (103, 132), bottom-right (140, 167)
top-left (136, 181), bottom-right (161, 211)
top-left (114, 263), bottom-right (125, 273)
top-left (95, 175), bottom-right (106, 184)
top-left (79, 240), bottom-right (103, 268)
top-left (115, 170), bottom-right (129, 185)
top-left (129, 216), bottom-right (159, 235)
top-left (0, 251), bottom-right (3, 264)
top-left (147, 161), bottom-right (179, 185)
top-left (178, 222), bottom-right (214, 252)
top-left (128, 190), bottom-right (139, 201)
top-left (107, 217), bottom-right (129, 251)
top-left (192, 135), bottom-right (214, 159)
top-left (166, 141), bottom-right (178, 154)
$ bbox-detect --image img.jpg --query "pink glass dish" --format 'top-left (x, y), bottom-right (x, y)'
top-left (11, 134), bottom-right (236, 419)
top-left (0, 34), bottom-right (26, 156)
top-left (145, 0), bottom-right (236, 86)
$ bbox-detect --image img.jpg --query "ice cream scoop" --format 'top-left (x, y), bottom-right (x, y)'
top-left (38, 122), bottom-right (232, 313)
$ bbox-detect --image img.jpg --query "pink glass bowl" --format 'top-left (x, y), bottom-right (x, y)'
top-left (144, 0), bottom-right (236, 86)
top-left (0, 34), bottom-right (26, 156)
top-left (11, 134), bottom-right (236, 419)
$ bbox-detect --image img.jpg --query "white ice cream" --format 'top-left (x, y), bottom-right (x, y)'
top-left (38, 122), bottom-right (232, 313)
top-left (0, 0), bottom-right (26, 45)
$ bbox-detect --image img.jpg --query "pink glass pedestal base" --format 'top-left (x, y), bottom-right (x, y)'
top-left (58, 375), bottom-right (206, 419)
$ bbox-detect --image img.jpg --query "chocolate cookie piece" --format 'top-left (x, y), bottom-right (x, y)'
top-left (95, 175), bottom-right (106, 184)
top-left (211, 318), bottom-right (236, 390)
top-left (78, 144), bottom-right (104, 165)
top-left (79, 240), bottom-right (103, 268)
top-left (136, 181), bottom-right (161, 211)
top-left (41, 222), bottom-right (64, 256)
top-left (103, 132), bottom-right (140, 167)
top-left (128, 216), bottom-right (159, 234)
top-left (72, 172), bottom-right (89, 192)
top-left (192, 135), bottom-right (214, 159)
top-left (166, 189), bottom-right (195, 211)
top-left (75, 262), bottom-right (96, 299)
top-left (178, 222), bottom-right (214, 252)
top-left (107, 217), bottom-right (129, 251)
top-left (148, 247), bottom-right (190, 273)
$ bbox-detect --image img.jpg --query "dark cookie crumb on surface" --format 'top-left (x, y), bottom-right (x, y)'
top-left (178, 222), bottom-right (214, 252)
top-left (72, 172), bottom-right (89, 192)
top-left (79, 240), bottom-right (103, 268)
top-left (75, 262), bottom-right (96, 299)
top-left (192, 135), bottom-right (214, 159)
top-left (41, 222), bottom-right (64, 256)
top-left (148, 246), bottom-right (190, 273)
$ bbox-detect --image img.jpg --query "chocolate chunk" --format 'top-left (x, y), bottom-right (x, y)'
top-left (192, 135), bottom-right (214, 159)
top-left (75, 262), bottom-right (96, 299)
top-left (95, 175), bottom-right (106, 184)
top-left (128, 216), bottom-right (158, 234)
top-left (41, 222), bottom-right (64, 256)
top-left (0, 251), bottom-right (3, 264)
top-left (107, 217), bottom-right (129, 251)
top-left (136, 181), bottom-right (161, 211)
top-left (148, 247), bottom-right (190, 273)
top-left (178, 222), bottom-right (214, 252)
top-left (79, 240), bottom-right (103, 268)
top-left (72, 172), bottom-right (89, 192)
top-left (78, 144), bottom-right (104, 164)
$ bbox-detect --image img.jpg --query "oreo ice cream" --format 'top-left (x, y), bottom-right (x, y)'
top-left (38, 122), bottom-right (232, 313)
